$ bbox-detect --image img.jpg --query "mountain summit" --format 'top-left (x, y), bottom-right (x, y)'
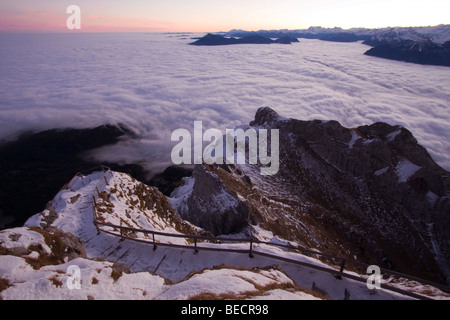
top-left (171, 107), bottom-right (450, 285)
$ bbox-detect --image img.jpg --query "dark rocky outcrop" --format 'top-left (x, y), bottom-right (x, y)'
top-left (274, 35), bottom-right (300, 44)
top-left (176, 165), bottom-right (250, 235)
top-left (0, 226), bottom-right (87, 267)
top-left (364, 39), bottom-right (450, 67)
top-left (254, 108), bottom-right (449, 283)
top-left (190, 33), bottom-right (298, 46)
top-left (149, 165), bottom-right (194, 196)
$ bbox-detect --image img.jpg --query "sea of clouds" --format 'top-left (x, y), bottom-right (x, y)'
top-left (0, 33), bottom-right (449, 174)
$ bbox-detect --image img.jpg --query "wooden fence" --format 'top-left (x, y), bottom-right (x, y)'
top-left (63, 166), bottom-right (450, 300)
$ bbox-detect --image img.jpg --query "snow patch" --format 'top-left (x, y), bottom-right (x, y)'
top-left (386, 129), bottom-right (402, 142)
top-left (0, 257), bottom-right (168, 300)
top-left (155, 267), bottom-right (297, 300)
top-left (362, 138), bottom-right (379, 145)
top-left (250, 289), bottom-right (319, 300)
top-left (348, 130), bottom-right (361, 149)
top-left (426, 191), bottom-right (439, 206)
top-left (169, 176), bottom-right (195, 216)
top-left (395, 159), bottom-right (421, 183)
top-left (374, 166), bottom-right (389, 176)
top-left (0, 227), bottom-right (45, 250)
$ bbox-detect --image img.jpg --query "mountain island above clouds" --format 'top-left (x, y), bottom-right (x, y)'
top-left (192, 25), bottom-right (450, 66)
top-left (1, 107), bottom-right (449, 300)
top-left (190, 33), bottom-right (299, 45)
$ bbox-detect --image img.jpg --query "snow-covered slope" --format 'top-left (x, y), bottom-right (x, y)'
top-left (94, 171), bottom-right (201, 245)
top-left (0, 226), bottom-right (317, 300)
top-left (0, 169), bottom-right (447, 300)
top-left (367, 25), bottom-right (450, 45)
top-left (0, 233), bottom-right (320, 300)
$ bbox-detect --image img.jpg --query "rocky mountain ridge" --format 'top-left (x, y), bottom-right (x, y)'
top-left (170, 107), bottom-right (450, 284)
top-left (224, 25), bottom-right (450, 66)
top-left (226, 25), bottom-right (450, 44)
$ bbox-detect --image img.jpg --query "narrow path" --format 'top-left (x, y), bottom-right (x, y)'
top-left (58, 167), bottom-right (450, 300)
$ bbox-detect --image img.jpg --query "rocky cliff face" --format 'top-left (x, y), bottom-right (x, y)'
top-left (362, 27), bottom-right (450, 66)
top-left (364, 39), bottom-right (450, 67)
top-left (170, 165), bottom-right (251, 235)
top-left (171, 107), bottom-right (450, 284)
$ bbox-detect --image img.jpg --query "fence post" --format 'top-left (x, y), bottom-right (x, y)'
top-left (335, 259), bottom-right (346, 280)
top-left (119, 220), bottom-right (125, 241)
top-left (92, 195), bottom-right (96, 219)
top-left (152, 233), bottom-right (157, 251)
top-left (249, 239), bottom-right (254, 258)
top-left (194, 238), bottom-right (199, 254)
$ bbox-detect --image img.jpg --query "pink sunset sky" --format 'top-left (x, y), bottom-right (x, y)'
top-left (0, 0), bottom-right (449, 33)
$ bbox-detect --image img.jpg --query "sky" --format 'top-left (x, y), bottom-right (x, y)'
top-left (0, 0), bottom-right (449, 33)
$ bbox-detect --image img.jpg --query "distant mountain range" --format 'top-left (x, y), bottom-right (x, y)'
top-left (209, 25), bottom-right (450, 66)
top-left (224, 25), bottom-right (450, 44)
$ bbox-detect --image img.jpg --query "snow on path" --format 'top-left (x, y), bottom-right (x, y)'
top-left (22, 171), bottom-right (435, 300)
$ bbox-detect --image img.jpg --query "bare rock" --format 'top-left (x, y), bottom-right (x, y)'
top-left (181, 165), bottom-right (250, 235)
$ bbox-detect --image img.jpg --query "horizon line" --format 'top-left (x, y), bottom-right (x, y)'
top-left (1, 23), bottom-right (449, 35)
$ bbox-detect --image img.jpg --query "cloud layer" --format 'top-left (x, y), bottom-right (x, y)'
top-left (0, 33), bottom-right (449, 173)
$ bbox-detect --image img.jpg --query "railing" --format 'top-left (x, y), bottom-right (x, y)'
top-left (64, 166), bottom-right (450, 300)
